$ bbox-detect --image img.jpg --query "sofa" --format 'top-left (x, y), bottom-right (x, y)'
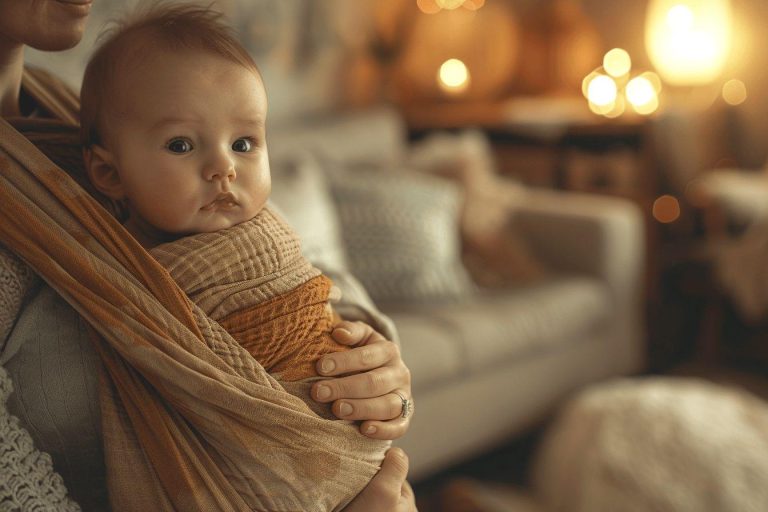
top-left (267, 107), bottom-right (647, 481)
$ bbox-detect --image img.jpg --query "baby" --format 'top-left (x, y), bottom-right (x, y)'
top-left (80, 4), bottom-right (358, 403)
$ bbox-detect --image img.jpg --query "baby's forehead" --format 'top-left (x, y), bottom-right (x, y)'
top-left (104, 28), bottom-right (264, 102)
top-left (104, 39), bottom-right (266, 118)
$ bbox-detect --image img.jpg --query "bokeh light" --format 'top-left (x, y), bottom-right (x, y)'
top-left (653, 195), bottom-right (681, 223)
top-left (646, 0), bottom-right (733, 86)
top-left (416, 0), bottom-right (441, 14)
top-left (587, 75), bottom-right (618, 106)
top-left (436, 0), bottom-right (465, 9)
top-left (666, 4), bottom-right (694, 31)
top-left (438, 58), bottom-right (470, 93)
top-left (722, 79), bottom-right (747, 106)
top-left (603, 48), bottom-right (632, 77)
top-left (582, 70), bottom-right (601, 98)
top-left (626, 76), bottom-right (656, 108)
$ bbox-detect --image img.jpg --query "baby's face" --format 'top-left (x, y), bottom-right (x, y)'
top-left (104, 49), bottom-right (270, 242)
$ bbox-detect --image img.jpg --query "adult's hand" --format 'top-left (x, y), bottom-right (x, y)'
top-left (312, 320), bottom-right (413, 440)
top-left (344, 448), bottom-right (417, 512)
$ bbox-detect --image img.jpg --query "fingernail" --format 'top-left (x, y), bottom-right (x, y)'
top-left (365, 425), bottom-right (377, 435)
top-left (335, 328), bottom-right (352, 338)
top-left (319, 358), bottom-right (336, 375)
top-left (339, 402), bottom-right (353, 417)
top-left (316, 385), bottom-right (331, 400)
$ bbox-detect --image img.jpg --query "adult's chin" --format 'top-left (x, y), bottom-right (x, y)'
top-left (23, 0), bottom-right (91, 51)
top-left (26, 24), bottom-right (87, 51)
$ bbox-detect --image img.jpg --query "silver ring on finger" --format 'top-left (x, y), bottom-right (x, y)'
top-left (392, 391), bottom-right (413, 419)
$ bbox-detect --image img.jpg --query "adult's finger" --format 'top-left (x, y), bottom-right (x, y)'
top-left (329, 320), bottom-right (376, 346)
top-left (331, 392), bottom-right (407, 422)
top-left (312, 365), bottom-right (404, 402)
top-left (359, 416), bottom-right (411, 440)
top-left (318, 328), bottom-right (396, 376)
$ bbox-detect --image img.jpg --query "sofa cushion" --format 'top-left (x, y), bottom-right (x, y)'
top-left (328, 166), bottom-right (476, 304)
top-left (388, 275), bottom-right (611, 392)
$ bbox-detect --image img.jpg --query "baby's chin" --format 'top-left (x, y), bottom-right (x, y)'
top-left (193, 213), bottom-right (258, 233)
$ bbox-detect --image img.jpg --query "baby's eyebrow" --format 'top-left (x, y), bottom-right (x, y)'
top-left (234, 118), bottom-right (265, 129)
top-left (150, 116), bottom-right (201, 130)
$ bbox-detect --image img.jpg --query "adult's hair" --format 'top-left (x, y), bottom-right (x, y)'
top-left (80, 1), bottom-right (260, 148)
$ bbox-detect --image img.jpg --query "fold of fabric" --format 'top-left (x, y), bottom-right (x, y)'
top-left (150, 208), bottom-right (351, 383)
top-left (0, 114), bottom-right (386, 511)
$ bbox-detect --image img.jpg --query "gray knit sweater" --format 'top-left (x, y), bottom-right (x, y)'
top-left (0, 246), bottom-right (80, 511)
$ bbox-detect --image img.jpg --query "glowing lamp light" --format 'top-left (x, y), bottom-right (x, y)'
top-left (436, 0), bottom-right (465, 9)
top-left (626, 76), bottom-right (659, 115)
top-left (722, 79), bottom-right (747, 105)
top-left (645, 0), bottom-right (733, 86)
top-left (604, 48), bottom-right (632, 78)
top-left (587, 75), bottom-right (618, 106)
top-left (438, 58), bottom-right (470, 94)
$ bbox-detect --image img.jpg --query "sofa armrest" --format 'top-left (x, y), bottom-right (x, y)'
top-left (516, 189), bottom-right (644, 293)
top-left (515, 188), bottom-right (646, 372)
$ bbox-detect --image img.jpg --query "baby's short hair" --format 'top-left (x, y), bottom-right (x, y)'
top-left (80, 1), bottom-right (260, 147)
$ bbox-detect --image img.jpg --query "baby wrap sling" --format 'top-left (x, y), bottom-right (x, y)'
top-left (150, 207), bottom-right (351, 400)
top-left (0, 68), bottom-right (387, 511)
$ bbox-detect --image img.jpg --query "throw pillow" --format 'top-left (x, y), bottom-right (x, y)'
top-left (327, 166), bottom-right (475, 305)
top-left (269, 154), bottom-right (348, 273)
top-left (406, 129), bottom-right (549, 287)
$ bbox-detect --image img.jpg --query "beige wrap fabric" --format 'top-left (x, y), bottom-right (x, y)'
top-left (150, 207), bottom-right (353, 387)
top-left (0, 73), bottom-right (387, 511)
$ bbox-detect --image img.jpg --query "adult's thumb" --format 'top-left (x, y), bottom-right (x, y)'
top-left (379, 447), bottom-right (409, 487)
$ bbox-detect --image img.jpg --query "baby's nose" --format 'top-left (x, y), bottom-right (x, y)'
top-left (204, 155), bottom-right (236, 182)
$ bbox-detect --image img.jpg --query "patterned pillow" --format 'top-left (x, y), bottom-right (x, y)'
top-left (328, 166), bottom-right (475, 304)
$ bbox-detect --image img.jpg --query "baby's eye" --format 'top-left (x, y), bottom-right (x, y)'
top-left (166, 138), bottom-right (193, 154)
top-left (232, 138), bottom-right (254, 153)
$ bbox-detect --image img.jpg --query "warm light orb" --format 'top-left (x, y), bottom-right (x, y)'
top-left (438, 58), bottom-right (470, 94)
top-left (646, 0), bottom-right (733, 86)
top-left (722, 79), bottom-right (747, 105)
top-left (582, 70), bottom-right (601, 98)
top-left (604, 48), bottom-right (632, 78)
top-left (416, 0), bottom-right (442, 14)
top-left (436, 0), bottom-right (465, 10)
top-left (626, 76), bottom-right (656, 107)
top-left (587, 75), bottom-right (618, 106)
top-left (667, 4), bottom-right (694, 31)
top-left (653, 195), bottom-right (681, 223)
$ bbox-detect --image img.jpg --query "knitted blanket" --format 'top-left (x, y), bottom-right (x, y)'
top-left (0, 113), bottom-right (386, 511)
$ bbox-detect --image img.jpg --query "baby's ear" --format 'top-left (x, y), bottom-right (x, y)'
top-left (84, 145), bottom-right (124, 200)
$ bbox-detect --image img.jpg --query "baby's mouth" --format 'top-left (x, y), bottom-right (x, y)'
top-left (201, 192), bottom-right (238, 211)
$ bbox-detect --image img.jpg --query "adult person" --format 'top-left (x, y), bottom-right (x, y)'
top-left (0, 1), bottom-right (415, 510)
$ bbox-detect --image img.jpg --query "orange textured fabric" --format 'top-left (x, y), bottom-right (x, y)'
top-left (219, 275), bottom-right (346, 381)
